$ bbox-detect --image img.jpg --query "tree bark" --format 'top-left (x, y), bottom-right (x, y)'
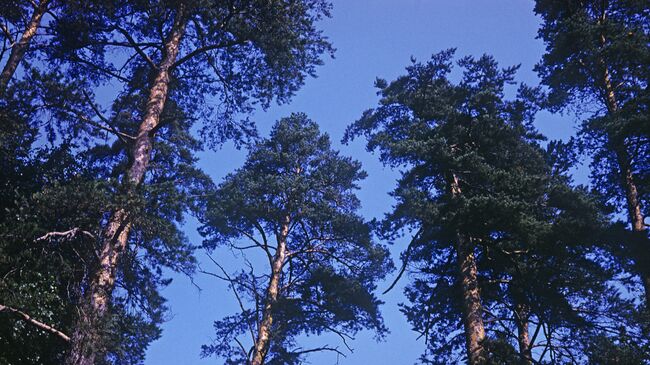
top-left (251, 215), bottom-right (290, 365)
top-left (64, 6), bottom-right (188, 365)
top-left (0, 0), bottom-right (49, 94)
top-left (450, 174), bottom-right (487, 365)
top-left (514, 303), bottom-right (532, 365)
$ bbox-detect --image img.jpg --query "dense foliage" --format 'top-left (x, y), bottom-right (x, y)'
top-left (345, 50), bottom-right (644, 364)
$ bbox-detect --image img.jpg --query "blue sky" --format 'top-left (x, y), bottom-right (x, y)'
top-left (144, 1), bottom-right (583, 364)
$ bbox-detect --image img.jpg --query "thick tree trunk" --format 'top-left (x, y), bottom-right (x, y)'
top-left (600, 57), bottom-right (649, 304)
top-left (65, 7), bottom-right (188, 365)
top-left (251, 216), bottom-right (290, 365)
top-left (514, 304), bottom-right (532, 365)
top-left (0, 0), bottom-right (48, 94)
top-left (450, 174), bottom-right (487, 365)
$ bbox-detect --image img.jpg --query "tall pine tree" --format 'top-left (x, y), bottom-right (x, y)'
top-left (200, 114), bottom-right (390, 365)
top-left (345, 50), bottom-right (626, 364)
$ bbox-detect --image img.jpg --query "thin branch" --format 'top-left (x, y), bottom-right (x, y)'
top-left (80, 90), bottom-right (134, 144)
top-left (0, 23), bottom-right (15, 45)
top-left (114, 25), bottom-right (158, 69)
top-left (383, 228), bottom-right (422, 294)
top-left (0, 304), bottom-right (70, 341)
top-left (71, 55), bottom-right (130, 83)
top-left (291, 345), bottom-right (346, 357)
top-left (204, 252), bottom-right (258, 344)
top-left (171, 39), bottom-right (248, 69)
top-left (324, 325), bottom-right (355, 352)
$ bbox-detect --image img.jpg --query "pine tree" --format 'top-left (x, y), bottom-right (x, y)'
top-left (0, 75), bottom-right (205, 363)
top-left (200, 114), bottom-right (391, 365)
top-left (535, 0), bottom-right (650, 304)
top-left (9, 1), bottom-right (336, 363)
top-left (345, 50), bottom-right (625, 364)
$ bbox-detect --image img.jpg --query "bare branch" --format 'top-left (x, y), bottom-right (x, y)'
top-left (0, 304), bottom-right (70, 341)
top-left (291, 345), bottom-right (346, 357)
top-left (61, 105), bottom-right (136, 142)
top-left (204, 252), bottom-right (257, 343)
top-left (35, 228), bottom-right (96, 242)
top-left (383, 228), bottom-right (422, 294)
top-left (80, 90), bottom-right (135, 144)
top-left (114, 26), bottom-right (159, 69)
top-left (171, 39), bottom-right (248, 70)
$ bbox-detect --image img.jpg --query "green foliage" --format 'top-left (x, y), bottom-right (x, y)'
top-left (535, 0), bottom-right (649, 236)
top-left (200, 114), bottom-right (391, 364)
top-left (1, 0), bottom-right (335, 362)
top-left (46, 0), bottom-right (334, 148)
top-left (346, 50), bottom-right (625, 364)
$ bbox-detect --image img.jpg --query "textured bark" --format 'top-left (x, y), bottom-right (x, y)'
top-left (0, 0), bottom-right (48, 94)
top-left (450, 174), bottom-right (487, 365)
top-left (65, 6), bottom-right (188, 365)
top-left (251, 215), bottom-right (290, 365)
top-left (514, 304), bottom-right (532, 365)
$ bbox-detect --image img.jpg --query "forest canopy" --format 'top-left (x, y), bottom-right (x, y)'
top-left (0, 1), bottom-right (648, 365)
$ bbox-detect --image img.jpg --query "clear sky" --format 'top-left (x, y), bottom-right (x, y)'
top-left (144, 1), bottom-right (581, 364)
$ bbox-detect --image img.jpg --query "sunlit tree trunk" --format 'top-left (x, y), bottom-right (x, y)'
top-left (450, 174), bottom-right (487, 365)
top-left (251, 215), bottom-right (290, 365)
top-left (0, 0), bottom-right (49, 93)
top-left (65, 6), bottom-right (188, 365)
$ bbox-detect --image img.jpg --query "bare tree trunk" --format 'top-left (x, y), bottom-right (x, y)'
top-left (251, 215), bottom-right (290, 365)
top-left (514, 303), bottom-right (532, 365)
top-left (64, 6), bottom-right (188, 365)
top-left (450, 174), bottom-right (487, 365)
top-left (0, 0), bottom-right (49, 94)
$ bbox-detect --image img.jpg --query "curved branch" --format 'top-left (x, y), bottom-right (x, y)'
top-left (383, 228), bottom-right (423, 294)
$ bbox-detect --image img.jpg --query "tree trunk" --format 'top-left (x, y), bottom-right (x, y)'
top-left (64, 6), bottom-right (188, 365)
top-left (450, 174), bottom-right (487, 365)
top-left (251, 215), bottom-right (290, 365)
top-left (0, 0), bottom-right (48, 94)
top-left (514, 303), bottom-right (532, 365)
top-left (599, 55), bottom-right (649, 304)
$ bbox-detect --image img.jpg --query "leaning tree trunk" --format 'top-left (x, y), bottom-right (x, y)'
top-left (251, 215), bottom-right (290, 365)
top-left (64, 7), bottom-right (188, 365)
top-left (599, 53), bottom-right (649, 305)
top-left (0, 0), bottom-right (49, 94)
top-left (450, 174), bottom-right (487, 365)
top-left (514, 303), bottom-right (532, 365)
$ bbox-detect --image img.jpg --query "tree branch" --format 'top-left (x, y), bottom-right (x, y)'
top-left (35, 228), bottom-right (96, 242)
top-left (0, 304), bottom-right (70, 341)
top-left (383, 228), bottom-right (422, 294)
top-left (114, 25), bottom-right (159, 70)
top-left (171, 39), bottom-right (248, 69)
